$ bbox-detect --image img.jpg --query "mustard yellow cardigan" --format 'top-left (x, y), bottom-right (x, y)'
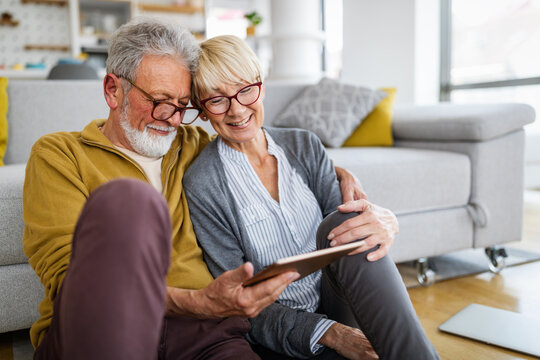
top-left (22, 119), bottom-right (214, 348)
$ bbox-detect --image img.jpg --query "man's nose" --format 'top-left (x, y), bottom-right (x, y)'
top-left (166, 109), bottom-right (183, 127)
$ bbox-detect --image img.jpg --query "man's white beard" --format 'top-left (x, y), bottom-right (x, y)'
top-left (119, 99), bottom-right (177, 158)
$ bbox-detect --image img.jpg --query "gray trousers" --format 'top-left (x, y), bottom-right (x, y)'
top-left (34, 179), bottom-right (259, 360)
top-left (316, 211), bottom-right (440, 360)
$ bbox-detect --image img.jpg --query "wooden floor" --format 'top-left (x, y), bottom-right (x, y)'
top-left (1, 192), bottom-right (540, 360)
top-left (409, 191), bottom-right (540, 360)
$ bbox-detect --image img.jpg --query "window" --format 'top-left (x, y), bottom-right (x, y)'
top-left (441, 0), bottom-right (540, 133)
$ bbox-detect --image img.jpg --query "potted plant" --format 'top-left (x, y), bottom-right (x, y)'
top-left (244, 11), bottom-right (262, 36)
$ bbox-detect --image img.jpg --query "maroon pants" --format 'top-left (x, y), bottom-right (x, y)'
top-left (34, 179), bottom-right (259, 360)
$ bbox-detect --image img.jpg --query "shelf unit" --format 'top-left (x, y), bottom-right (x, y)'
top-left (24, 44), bottom-right (70, 51)
top-left (21, 0), bottom-right (67, 5)
top-left (135, 1), bottom-right (206, 39)
top-left (2, 0), bottom-right (208, 76)
top-left (20, 0), bottom-right (72, 64)
top-left (137, 3), bottom-right (203, 14)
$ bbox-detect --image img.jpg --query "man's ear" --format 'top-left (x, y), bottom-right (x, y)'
top-left (104, 74), bottom-right (122, 110)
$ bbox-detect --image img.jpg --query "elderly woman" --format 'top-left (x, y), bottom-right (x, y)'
top-left (183, 35), bottom-right (438, 360)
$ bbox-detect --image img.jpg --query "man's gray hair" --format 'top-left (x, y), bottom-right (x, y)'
top-left (106, 17), bottom-right (201, 81)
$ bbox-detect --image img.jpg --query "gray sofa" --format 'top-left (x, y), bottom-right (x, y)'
top-left (0, 79), bottom-right (535, 335)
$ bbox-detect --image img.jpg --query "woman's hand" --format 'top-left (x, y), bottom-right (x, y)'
top-left (334, 166), bottom-right (368, 203)
top-left (319, 322), bottom-right (378, 359)
top-left (328, 199), bottom-right (399, 261)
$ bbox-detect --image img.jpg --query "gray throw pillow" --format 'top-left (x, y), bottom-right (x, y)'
top-left (272, 78), bottom-right (387, 147)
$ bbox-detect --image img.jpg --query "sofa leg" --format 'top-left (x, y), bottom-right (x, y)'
top-left (485, 246), bottom-right (508, 274)
top-left (415, 257), bottom-right (436, 286)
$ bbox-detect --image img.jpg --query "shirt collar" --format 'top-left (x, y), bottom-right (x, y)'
top-left (217, 128), bottom-right (277, 162)
top-left (81, 119), bottom-right (183, 159)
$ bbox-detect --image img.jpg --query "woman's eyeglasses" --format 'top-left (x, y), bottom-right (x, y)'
top-left (200, 82), bottom-right (263, 115)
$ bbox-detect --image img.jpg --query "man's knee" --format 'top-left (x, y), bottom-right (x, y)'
top-left (75, 178), bottom-right (171, 252)
top-left (88, 178), bottom-right (166, 214)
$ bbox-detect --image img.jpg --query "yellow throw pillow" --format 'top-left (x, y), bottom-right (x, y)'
top-left (343, 87), bottom-right (396, 147)
top-left (0, 77), bottom-right (8, 166)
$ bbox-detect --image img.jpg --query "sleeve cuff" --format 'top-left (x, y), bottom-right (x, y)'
top-left (309, 318), bottom-right (336, 354)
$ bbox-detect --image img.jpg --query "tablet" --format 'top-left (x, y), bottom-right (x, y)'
top-left (439, 303), bottom-right (540, 357)
top-left (243, 241), bottom-right (365, 286)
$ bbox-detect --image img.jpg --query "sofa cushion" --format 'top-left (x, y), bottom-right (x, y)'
top-left (343, 87), bottom-right (396, 147)
top-left (272, 78), bottom-right (386, 148)
top-left (5, 80), bottom-right (108, 165)
top-left (0, 263), bottom-right (43, 333)
top-left (326, 147), bottom-right (471, 214)
top-left (0, 164), bottom-right (27, 266)
top-left (393, 103), bottom-right (536, 142)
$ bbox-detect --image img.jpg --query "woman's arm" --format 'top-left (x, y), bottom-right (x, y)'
top-left (319, 323), bottom-right (378, 359)
top-left (184, 164), bottom-right (328, 358)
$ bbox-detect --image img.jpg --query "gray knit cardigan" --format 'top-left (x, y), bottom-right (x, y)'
top-left (183, 127), bottom-right (342, 358)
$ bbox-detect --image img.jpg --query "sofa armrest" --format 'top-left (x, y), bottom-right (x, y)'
top-left (0, 164), bottom-right (27, 266)
top-left (392, 103), bottom-right (535, 142)
top-left (391, 104), bottom-right (530, 250)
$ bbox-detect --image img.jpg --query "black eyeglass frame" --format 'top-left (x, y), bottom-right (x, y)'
top-left (121, 77), bottom-right (201, 125)
top-left (199, 82), bottom-right (263, 115)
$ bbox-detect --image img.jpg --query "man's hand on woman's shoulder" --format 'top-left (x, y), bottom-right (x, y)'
top-left (334, 166), bottom-right (368, 203)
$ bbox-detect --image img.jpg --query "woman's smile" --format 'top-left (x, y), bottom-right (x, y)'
top-left (227, 114), bottom-right (252, 128)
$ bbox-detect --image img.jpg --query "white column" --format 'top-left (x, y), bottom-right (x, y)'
top-left (68, 0), bottom-right (81, 57)
top-left (341, 0), bottom-right (440, 104)
top-left (269, 0), bottom-right (324, 81)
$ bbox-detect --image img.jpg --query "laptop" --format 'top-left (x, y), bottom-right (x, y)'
top-left (439, 303), bottom-right (540, 357)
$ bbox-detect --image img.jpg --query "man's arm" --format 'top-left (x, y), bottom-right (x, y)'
top-left (23, 140), bottom-right (89, 290)
top-left (165, 263), bottom-right (298, 318)
top-left (22, 138), bottom-right (92, 347)
top-left (334, 166), bottom-right (368, 203)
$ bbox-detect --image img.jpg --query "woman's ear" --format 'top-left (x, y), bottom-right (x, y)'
top-left (260, 82), bottom-right (266, 101)
top-left (103, 74), bottom-right (122, 110)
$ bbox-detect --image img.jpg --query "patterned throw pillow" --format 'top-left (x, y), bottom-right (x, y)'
top-left (343, 87), bottom-right (396, 147)
top-left (272, 78), bottom-right (387, 147)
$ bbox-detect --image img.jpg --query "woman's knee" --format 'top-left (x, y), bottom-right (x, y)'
top-left (316, 210), bottom-right (361, 250)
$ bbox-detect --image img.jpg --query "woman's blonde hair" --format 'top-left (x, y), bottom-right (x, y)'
top-left (192, 35), bottom-right (263, 106)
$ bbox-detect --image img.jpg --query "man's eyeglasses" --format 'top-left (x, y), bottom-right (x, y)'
top-left (200, 82), bottom-right (263, 115)
top-left (121, 77), bottom-right (201, 125)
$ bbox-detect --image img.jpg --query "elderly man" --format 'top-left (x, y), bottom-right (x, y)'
top-left (22, 18), bottom-right (395, 360)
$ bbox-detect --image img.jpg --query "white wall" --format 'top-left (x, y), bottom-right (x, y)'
top-left (342, 0), bottom-right (440, 104)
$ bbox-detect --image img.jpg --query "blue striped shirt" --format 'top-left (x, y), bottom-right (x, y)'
top-left (218, 131), bottom-right (335, 353)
